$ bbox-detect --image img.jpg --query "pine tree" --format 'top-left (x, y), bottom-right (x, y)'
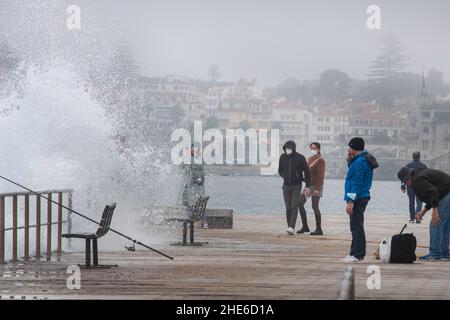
top-left (368, 33), bottom-right (410, 81)
top-left (366, 33), bottom-right (411, 107)
top-left (208, 65), bottom-right (221, 83)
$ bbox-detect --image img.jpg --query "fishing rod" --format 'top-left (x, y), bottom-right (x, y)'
top-left (0, 175), bottom-right (174, 260)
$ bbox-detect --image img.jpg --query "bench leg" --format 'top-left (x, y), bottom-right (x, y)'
top-left (182, 222), bottom-right (187, 245)
top-left (93, 238), bottom-right (98, 266)
top-left (190, 221), bottom-right (194, 244)
top-left (85, 239), bottom-right (91, 268)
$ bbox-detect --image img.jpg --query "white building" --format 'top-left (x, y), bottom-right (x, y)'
top-left (272, 102), bottom-right (313, 153)
top-left (310, 108), bottom-right (351, 152)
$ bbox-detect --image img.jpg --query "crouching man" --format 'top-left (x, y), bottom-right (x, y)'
top-left (397, 167), bottom-right (450, 261)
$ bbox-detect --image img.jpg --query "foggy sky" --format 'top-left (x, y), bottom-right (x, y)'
top-left (2, 0), bottom-right (450, 86)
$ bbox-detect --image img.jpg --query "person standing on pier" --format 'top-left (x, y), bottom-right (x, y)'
top-left (401, 151), bottom-right (427, 224)
top-left (298, 142), bottom-right (325, 235)
top-left (278, 140), bottom-right (311, 235)
top-left (178, 142), bottom-right (208, 229)
top-left (398, 167), bottom-right (450, 261)
top-left (343, 137), bottom-right (379, 263)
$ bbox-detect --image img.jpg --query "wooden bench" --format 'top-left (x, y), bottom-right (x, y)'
top-left (167, 196), bottom-right (209, 246)
top-left (62, 203), bottom-right (117, 268)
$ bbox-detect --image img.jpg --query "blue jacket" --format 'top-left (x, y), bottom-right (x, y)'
top-left (344, 150), bottom-right (379, 202)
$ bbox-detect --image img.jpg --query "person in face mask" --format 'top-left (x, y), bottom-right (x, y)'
top-left (278, 140), bottom-right (311, 235)
top-left (298, 142), bottom-right (325, 235)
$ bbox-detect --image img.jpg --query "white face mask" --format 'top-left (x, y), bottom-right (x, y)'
top-left (286, 149), bottom-right (293, 155)
top-left (310, 150), bottom-right (318, 156)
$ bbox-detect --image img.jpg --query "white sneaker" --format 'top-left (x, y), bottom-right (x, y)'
top-left (343, 255), bottom-right (362, 263)
top-left (286, 227), bottom-right (294, 235)
top-left (203, 223), bottom-right (209, 229)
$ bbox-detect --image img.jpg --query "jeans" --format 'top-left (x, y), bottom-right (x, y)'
top-left (429, 192), bottom-right (450, 258)
top-left (407, 187), bottom-right (423, 220)
top-left (349, 198), bottom-right (369, 259)
top-left (283, 185), bottom-right (301, 228)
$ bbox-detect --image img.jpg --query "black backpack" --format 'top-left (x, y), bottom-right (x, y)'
top-left (390, 224), bottom-right (417, 263)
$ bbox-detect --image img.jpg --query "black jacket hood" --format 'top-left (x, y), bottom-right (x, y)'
top-left (283, 140), bottom-right (296, 153)
top-left (363, 153), bottom-right (379, 169)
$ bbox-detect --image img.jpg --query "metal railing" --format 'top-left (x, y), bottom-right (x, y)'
top-left (0, 189), bottom-right (74, 264)
top-left (337, 266), bottom-right (355, 300)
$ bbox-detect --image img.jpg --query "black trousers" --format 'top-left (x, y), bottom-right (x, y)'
top-left (283, 185), bottom-right (301, 228)
top-left (299, 194), bottom-right (322, 230)
top-left (349, 198), bottom-right (369, 259)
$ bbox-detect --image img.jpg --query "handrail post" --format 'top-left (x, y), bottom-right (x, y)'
top-left (337, 266), bottom-right (355, 300)
top-left (47, 193), bottom-right (52, 261)
top-left (0, 196), bottom-right (5, 264)
top-left (12, 195), bottom-right (18, 262)
top-left (24, 195), bottom-right (30, 261)
top-left (0, 189), bottom-right (73, 264)
top-left (36, 195), bottom-right (41, 259)
top-left (57, 192), bottom-right (63, 255)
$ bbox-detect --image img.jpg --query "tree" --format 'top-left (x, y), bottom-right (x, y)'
top-left (427, 69), bottom-right (448, 96)
top-left (368, 33), bottom-right (410, 80)
top-left (366, 33), bottom-right (411, 107)
top-left (315, 69), bottom-right (351, 102)
top-left (208, 65), bottom-right (221, 83)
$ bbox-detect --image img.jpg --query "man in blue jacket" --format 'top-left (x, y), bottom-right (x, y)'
top-left (343, 137), bottom-right (379, 263)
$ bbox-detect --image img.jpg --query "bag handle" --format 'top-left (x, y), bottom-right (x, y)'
top-left (400, 224), bottom-right (407, 235)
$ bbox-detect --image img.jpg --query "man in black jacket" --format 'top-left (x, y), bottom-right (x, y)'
top-left (278, 140), bottom-right (311, 235)
top-left (401, 151), bottom-right (427, 223)
top-left (397, 167), bottom-right (450, 261)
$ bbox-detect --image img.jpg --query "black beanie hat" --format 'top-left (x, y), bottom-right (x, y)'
top-left (397, 167), bottom-right (413, 182)
top-left (348, 137), bottom-right (365, 151)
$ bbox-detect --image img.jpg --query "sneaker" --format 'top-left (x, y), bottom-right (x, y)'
top-left (310, 229), bottom-right (323, 236)
top-left (419, 254), bottom-right (441, 261)
top-left (203, 223), bottom-right (209, 229)
top-left (296, 226), bottom-right (310, 234)
top-left (286, 227), bottom-right (294, 235)
top-left (343, 255), bottom-right (363, 263)
top-left (415, 219), bottom-right (421, 224)
top-left (409, 220), bottom-right (416, 224)
top-left (442, 256), bottom-right (450, 261)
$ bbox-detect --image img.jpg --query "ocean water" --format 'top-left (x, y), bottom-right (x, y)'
top-left (205, 176), bottom-right (408, 216)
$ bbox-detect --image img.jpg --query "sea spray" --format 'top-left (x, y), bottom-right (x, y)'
top-left (0, 64), bottom-right (180, 260)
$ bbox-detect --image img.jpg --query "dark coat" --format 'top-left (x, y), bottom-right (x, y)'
top-left (278, 140), bottom-right (311, 188)
top-left (411, 168), bottom-right (450, 210)
top-left (401, 160), bottom-right (427, 193)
